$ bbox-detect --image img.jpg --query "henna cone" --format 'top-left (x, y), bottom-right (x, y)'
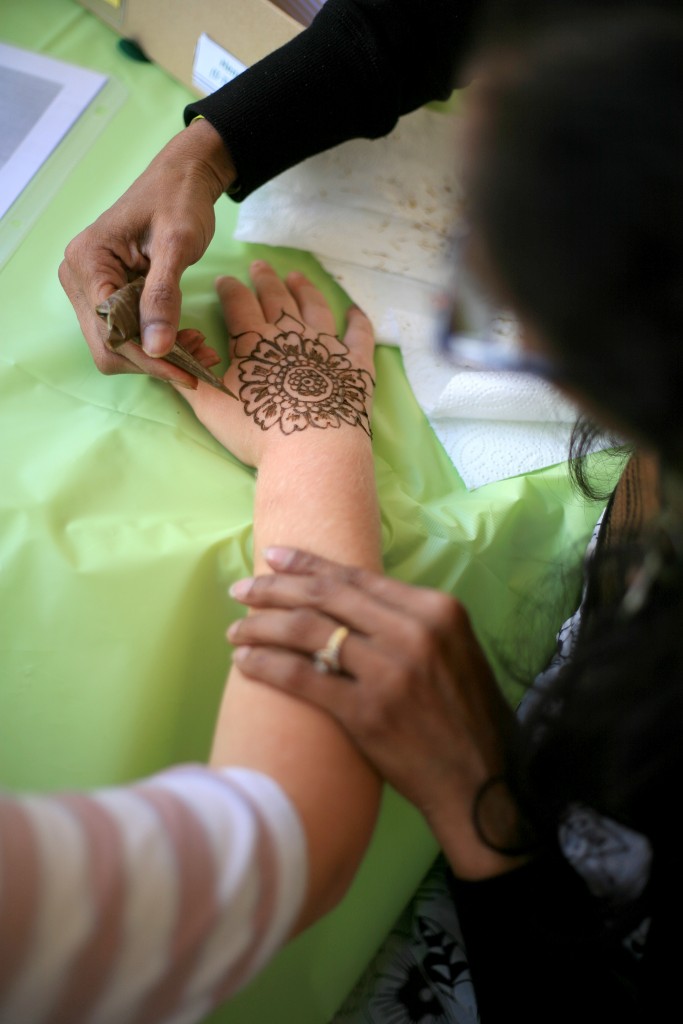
top-left (96, 277), bottom-right (237, 398)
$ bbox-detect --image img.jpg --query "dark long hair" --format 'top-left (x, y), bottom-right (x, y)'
top-left (469, 11), bottom-right (683, 465)
top-left (467, 12), bottom-right (683, 843)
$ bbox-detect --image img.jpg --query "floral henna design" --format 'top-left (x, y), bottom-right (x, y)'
top-left (234, 313), bottom-right (374, 436)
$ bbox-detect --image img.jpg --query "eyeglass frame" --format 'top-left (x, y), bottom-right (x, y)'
top-left (434, 225), bottom-right (564, 384)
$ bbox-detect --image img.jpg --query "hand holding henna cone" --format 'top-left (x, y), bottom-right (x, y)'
top-left (95, 277), bottom-right (237, 398)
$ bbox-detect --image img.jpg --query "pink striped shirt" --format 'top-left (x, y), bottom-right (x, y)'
top-left (0, 765), bottom-right (307, 1024)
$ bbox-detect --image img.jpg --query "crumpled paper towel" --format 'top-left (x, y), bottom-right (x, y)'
top-left (234, 106), bottom-right (597, 489)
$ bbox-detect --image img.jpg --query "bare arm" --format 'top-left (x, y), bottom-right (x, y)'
top-left (177, 263), bottom-right (383, 928)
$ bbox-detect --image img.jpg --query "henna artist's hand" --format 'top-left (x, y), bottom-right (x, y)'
top-left (175, 261), bottom-right (376, 468)
top-left (58, 118), bottom-right (236, 388)
top-left (227, 548), bottom-right (533, 880)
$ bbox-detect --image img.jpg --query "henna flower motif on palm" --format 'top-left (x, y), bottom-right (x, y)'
top-left (234, 313), bottom-right (374, 436)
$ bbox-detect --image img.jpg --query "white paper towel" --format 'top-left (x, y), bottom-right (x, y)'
top-left (234, 106), bottom-right (599, 489)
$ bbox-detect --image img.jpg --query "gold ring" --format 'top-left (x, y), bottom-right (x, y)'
top-left (312, 626), bottom-right (350, 674)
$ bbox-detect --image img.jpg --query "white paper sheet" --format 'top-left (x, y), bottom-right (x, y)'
top-left (0, 43), bottom-right (108, 220)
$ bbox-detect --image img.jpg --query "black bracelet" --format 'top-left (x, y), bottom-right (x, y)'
top-left (472, 774), bottom-right (542, 858)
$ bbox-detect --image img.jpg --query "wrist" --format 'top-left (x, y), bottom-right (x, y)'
top-left (425, 775), bottom-right (536, 881)
top-left (256, 426), bottom-right (373, 477)
top-left (186, 116), bottom-right (238, 199)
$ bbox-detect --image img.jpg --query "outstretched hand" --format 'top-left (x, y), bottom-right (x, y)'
top-left (227, 547), bottom-right (530, 880)
top-left (58, 118), bottom-right (236, 388)
top-left (175, 262), bottom-right (375, 468)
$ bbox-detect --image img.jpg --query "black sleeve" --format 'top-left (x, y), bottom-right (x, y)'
top-left (183, 0), bottom-right (478, 200)
top-left (449, 845), bottom-right (657, 1023)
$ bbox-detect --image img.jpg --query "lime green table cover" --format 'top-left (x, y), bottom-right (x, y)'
top-left (0, 3), bottom-right (611, 1022)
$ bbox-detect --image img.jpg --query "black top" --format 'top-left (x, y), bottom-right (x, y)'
top-left (184, 0), bottom-right (477, 199)
top-left (448, 842), bottom-right (671, 1022)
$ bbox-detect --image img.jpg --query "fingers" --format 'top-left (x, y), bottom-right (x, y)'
top-left (229, 561), bottom-right (387, 630)
top-left (59, 239), bottom-right (197, 385)
top-left (230, 618), bottom-right (386, 730)
top-left (229, 570), bottom-right (402, 641)
top-left (229, 608), bottom-right (350, 665)
top-left (175, 328), bottom-right (222, 368)
top-left (116, 341), bottom-right (199, 388)
top-left (214, 263), bottom-right (370, 371)
top-left (215, 274), bottom-right (267, 338)
top-left (261, 547), bottom-right (457, 625)
top-left (343, 305), bottom-right (375, 362)
top-left (250, 261), bottom-right (302, 325)
top-left (58, 257), bottom-right (141, 377)
top-left (115, 329), bottom-right (219, 388)
top-left (228, 553), bottom-right (471, 680)
top-left (217, 263), bottom-right (338, 335)
top-left (285, 271), bottom-right (337, 335)
top-left (138, 268), bottom-right (183, 358)
top-left (232, 641), bottom-right (363, 726)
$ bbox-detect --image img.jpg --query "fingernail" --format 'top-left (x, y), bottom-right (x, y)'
top-left (233, 645), bottom-right (251, 663)
top-left (229, 577), bottom-right (254, 599)
top-left (226, 621), bottom-right (239, 641)
top-left (170, 378), bottom-right (198, 390)
top-left (263, 546), bottom-right (294, 568)
top-left (250, 260), bottom-right (269, 272)
top-left (142, 324), bottom-right (173, 357)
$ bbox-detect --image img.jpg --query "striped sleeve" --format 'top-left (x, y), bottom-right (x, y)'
top-left (0, 765), bottom-right (307, 1024)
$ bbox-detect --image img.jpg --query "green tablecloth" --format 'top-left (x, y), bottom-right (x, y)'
top-left (0, 3), bottom-right (611, 1021)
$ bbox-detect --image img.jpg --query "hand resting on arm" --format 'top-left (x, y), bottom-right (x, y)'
top-left (226, 548), bottom-right (533, 883)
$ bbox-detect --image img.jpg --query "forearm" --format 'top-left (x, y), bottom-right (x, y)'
top-left (254, 434), bottom-right (381, 570)
top-left (211, 431), bottom-right (383, 928)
